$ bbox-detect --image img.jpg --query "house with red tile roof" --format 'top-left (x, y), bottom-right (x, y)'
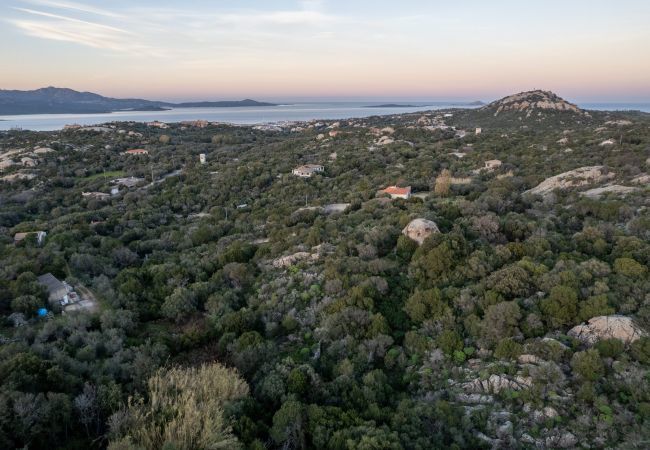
top-left (379, 185), bottom-right (411, 199)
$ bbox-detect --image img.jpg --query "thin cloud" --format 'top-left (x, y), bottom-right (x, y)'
top-left (13, 7), bottom-right (130, 34)
top-left (8, 7), bottom-right (167, 56)
top-left (20, 0), bottom-right (123, 18)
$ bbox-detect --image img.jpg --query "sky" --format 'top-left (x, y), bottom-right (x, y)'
top-left (1, 0), bottom-right (649, 102)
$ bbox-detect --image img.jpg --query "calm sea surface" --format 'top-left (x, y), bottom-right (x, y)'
top-left (0, 101), bottom-right (648, 131)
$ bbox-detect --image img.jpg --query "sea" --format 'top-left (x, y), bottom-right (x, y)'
top-left (0, 101), bottom-right (649, 132)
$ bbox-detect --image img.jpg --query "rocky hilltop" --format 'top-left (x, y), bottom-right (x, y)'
top-left (482, 90), bottom-right (585, 118)
top-left (449, 89), bottom-right (593, 129)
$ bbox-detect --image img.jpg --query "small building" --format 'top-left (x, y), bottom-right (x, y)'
top-left (199, 153), bottom-right (206, 164)
top-left (292, 164), bottom-right (324, 178)
top-left (123, 149), bottom-right (149, 155)
top-left (14, 231), bottom-right (47, 246)
top-left (82, 191), bottom-right (111, 200)
top-left (475, 127), bottom-right (482, 135)
top-left (484, 160), bottom-right (502, 170)
top-left (380, 185), bottom-right (412, 199)
top-left (146, 121), bottom-right (169, 129)
top-left (182, 120), bottom-right (209, 128)
top-left (37, 273), bottom-right (68, 305)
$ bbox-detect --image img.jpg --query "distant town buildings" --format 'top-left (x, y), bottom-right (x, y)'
top-left (380, 185), bottom-right (412, 199)
top-left (292, 164), bottom-right (324, 178)
top-left (199, 153), bottom-right (206, 164)
top-left (182, 120), bottom-right (209, 128)
top-left (146, 121), bottom-right (169, 129)
top-left (14, 231), bottom-right (47, 246)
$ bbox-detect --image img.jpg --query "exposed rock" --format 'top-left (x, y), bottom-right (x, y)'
top-left (381, 126), bottom-right (395, 134)
top-left (605, 119), bottom-right (633, 126)
top-left (568, 315), bottom-right (646, 345)
top-left (518, 354), bottom-right (543, 365)
top-left (481, 90), bottom-right (584, 117)
top-left (532, 406), bottom-right (558, 422)
top-left (456, 393), bottom-right (494, 404)
top-left (323, 203), bottom-right (350, 214)
top-left (580, 184), bottom-right (640, 198)
top-left (272, 252), bottom-right (318, 268)
top-left (631, 174), bottom-right (650, 185)
top-left (546, 432), bottom-right (578, 449)
top-left (376, 135), bottom-right (395, 146)
top-left (520, 433), bottom-right (539, 445)
top-left (417, 115), bottom-right (432, 126)
top-left (524, 166), bottom-right (615, 197)
top-left (402, 218), bottom-right (440, 245)
top-left (463, 374), bottom-right (532, 394)
top-left (599, 138), bottom-right (615, 146)
top-left (496, 421), bottom-right (513, 439)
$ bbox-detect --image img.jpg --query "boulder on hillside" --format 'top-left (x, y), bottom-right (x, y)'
top-left (463, 374), bottom-right (532, 394)
top-left (402, 218), bottom-right (440, 245)
top-left (524, 166), bottom-right (615, 197)
top-left (568, 315), bottom-right (646, 345)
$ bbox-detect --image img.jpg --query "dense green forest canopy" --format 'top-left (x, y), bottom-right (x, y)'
top-left (1, 101), bottom-right (650, 449)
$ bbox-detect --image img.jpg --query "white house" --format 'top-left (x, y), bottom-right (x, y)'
top-left (292, 164), bottom-right (324, 178)
top-left (199, 154), bottom-right (206, 164)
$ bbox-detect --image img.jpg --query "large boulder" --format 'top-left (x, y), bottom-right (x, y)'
top-left (523, 166), bottom-right (614, 197)
top-left (402, 218), bottom-right (440, 245)
top-left (568, 315), bottom-right (646, 345)
top-left (463, 374), bottom-right (532, 394)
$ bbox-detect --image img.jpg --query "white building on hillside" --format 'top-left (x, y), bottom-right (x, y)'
top-left (292, 164), bottom-right (324, 178)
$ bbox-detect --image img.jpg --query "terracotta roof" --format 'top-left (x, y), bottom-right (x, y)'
top-left (381, 185), bottom-right (411, 195)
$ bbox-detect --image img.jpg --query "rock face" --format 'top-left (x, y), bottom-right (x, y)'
top-left (402, 219), bottom-right (440, 245)
top-left (272, 252), bottom-right (318, 268)
top-left (376, 135), bottom-right (395, 146)
top-left (481, 90), bottom-right (584, 117)
top-left (580, 184), bottom-right (639, 199)
top-left (568, 315), bottom-right (646, 345)
top-left (524, 166), bottom-right (615, 197)
top-left (463, 374), bottom-right (532, 394)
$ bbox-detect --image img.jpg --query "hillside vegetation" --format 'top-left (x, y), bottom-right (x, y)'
top-left (1, 92), bottom-right (650, 449)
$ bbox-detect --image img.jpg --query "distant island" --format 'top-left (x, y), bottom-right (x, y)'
top-left (364, 101), bottom-right (485, 108)
top-left (364, 104), bottom-right (418, 108)
top-left (0, 87), bottom-right (277, 115)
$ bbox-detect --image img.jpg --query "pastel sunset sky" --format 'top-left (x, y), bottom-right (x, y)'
top-left (2, 0), bottom-right (649, 102)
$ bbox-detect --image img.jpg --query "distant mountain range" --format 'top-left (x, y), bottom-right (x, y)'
top-left (0, 87), bottom-right (277, 115)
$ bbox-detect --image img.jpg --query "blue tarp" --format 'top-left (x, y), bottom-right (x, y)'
top-left (37, 308), bottom-right (48, 317)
